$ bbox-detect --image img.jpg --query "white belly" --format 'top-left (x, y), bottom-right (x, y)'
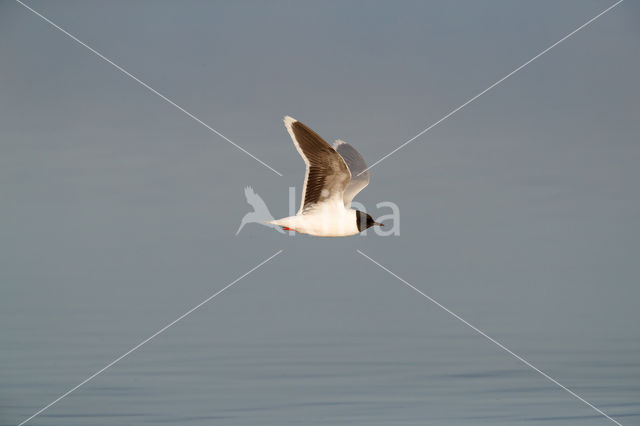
top-left (269, 208), bottom-right (360, 237)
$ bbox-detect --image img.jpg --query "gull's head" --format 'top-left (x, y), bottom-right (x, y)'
top-left (356, 210), bottom-right (384, 232)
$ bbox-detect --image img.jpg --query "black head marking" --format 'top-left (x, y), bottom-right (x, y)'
top-left (355, 210), bottom-right (378, 232)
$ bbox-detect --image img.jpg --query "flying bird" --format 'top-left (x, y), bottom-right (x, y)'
top-left (267, 116), bottom-right (383, 237)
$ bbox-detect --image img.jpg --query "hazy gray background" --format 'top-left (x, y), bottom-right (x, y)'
top-left (1, 0), bottom-right (639, 425)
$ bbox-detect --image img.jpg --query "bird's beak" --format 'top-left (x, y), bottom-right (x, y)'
top-left (374, 222), bottom-right (384, 227)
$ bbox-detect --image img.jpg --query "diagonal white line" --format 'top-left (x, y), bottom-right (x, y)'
top-left (359, 0), bottom-right (624, 176)
top-left (15, 0), bottom-right (283, 177)
top-left (18, 249), bottom-right (283, 426)
top-left (356, 249), bottom-right (623, 426)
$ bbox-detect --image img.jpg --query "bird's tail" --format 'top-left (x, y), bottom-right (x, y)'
top-left (264, 220), bottom-right (286, 234)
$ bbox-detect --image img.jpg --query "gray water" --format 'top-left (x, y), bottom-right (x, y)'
top-left (3, 239), bottom-right (639, 426)
top-left (2, 1), bottom-right (640, 425)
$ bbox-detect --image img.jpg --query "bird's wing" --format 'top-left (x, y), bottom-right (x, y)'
top-left (333, 140), bottom-right (370, 207)
top-left (284, 116), bottom-right (351, 214)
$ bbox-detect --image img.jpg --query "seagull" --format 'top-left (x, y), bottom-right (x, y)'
top-left (267, 116), bottom-right (383, 237)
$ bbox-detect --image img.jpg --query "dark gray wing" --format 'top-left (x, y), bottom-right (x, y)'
top-left (333, 139), bottom-right (370, 207)
top-left (284, 116), bottom-right (351, 214)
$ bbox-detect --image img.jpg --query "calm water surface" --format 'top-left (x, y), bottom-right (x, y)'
top-left (3, 260), bottom-right (639, 426)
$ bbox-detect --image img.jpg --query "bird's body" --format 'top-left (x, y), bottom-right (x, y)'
top-left (269, 203), bottom-right (360, 237)
top-left (267, 116), bottom-right (382, 237)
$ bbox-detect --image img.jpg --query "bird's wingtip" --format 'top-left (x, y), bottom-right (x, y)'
top-left (283, 115), bottom-right (297, 127)
top-left (333, 139), bottom-right (347, 149)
